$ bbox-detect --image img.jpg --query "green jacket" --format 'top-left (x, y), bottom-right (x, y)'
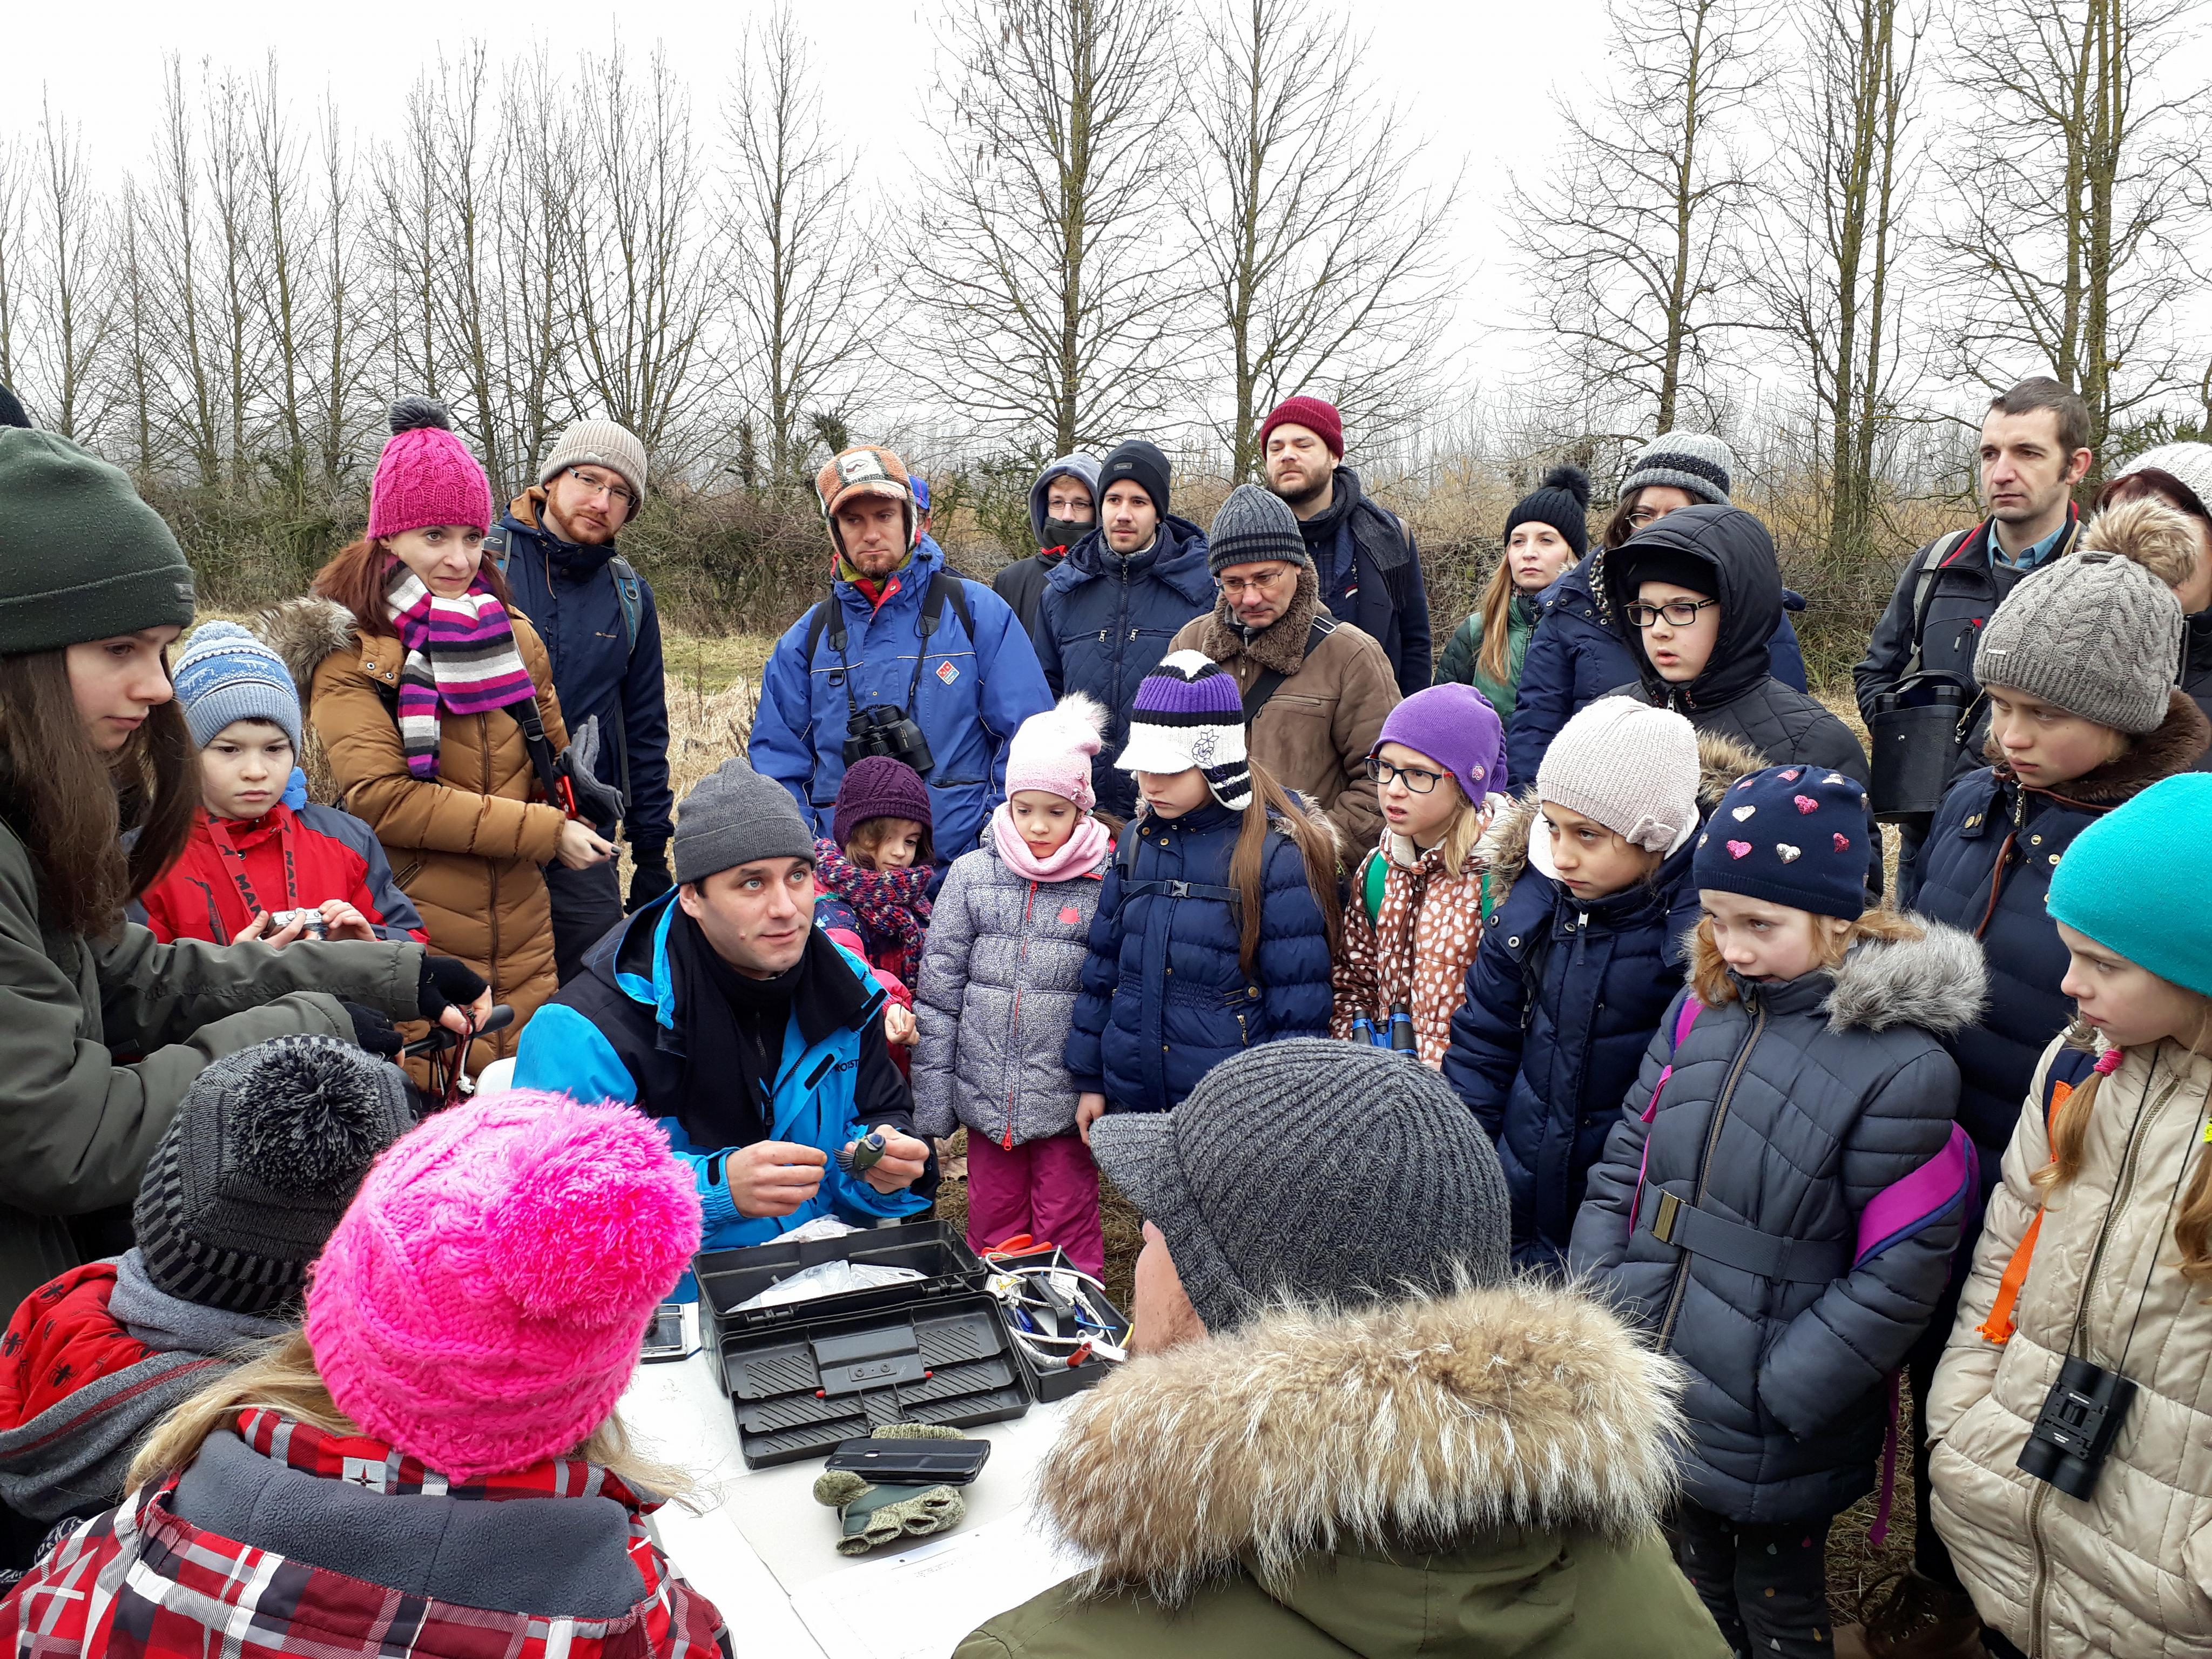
top-left (1434, 592), bottom-right (1539, 724)
top-left (957, 1283), bottom-right (1727, 1659)
top-left (0, 818), bottom-right (424, 1309)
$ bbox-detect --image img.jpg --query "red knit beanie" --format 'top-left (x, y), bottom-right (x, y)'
top-left (1258, 395), bottom-right (1344, 458)
top-left (367, 397), bottom-right (494, 541)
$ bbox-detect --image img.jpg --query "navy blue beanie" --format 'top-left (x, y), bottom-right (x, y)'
top-left (1694, 764), bottom-right (1871, 919)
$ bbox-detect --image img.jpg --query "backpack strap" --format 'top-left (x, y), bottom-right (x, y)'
top-left (1977, 1046), bottom-right (2103, 1345)
top-left (608, 556), bottom-right (644, 653)
top-left (1855, 1124), bottom-right (1979, 1267)
top-left (1243, 615), bottom-right (1335, 725)
top-left (1360, 847), bottom-right (1387, 927)
top-left (1897, 527), bottom-right (1975, 680)
top-left (1626, 995), bottom-right (1704, 1238)
top-left (484, 522), bottom-right (512, 573)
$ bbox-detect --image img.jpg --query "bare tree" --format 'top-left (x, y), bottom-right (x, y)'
top-left (1186, 0), bottom-right (1459, 480)
top-left (721, 4), bottom-right (876, 493)
top-left (31, 95), bottom-right (113, 440)
top-left (312, 92), bottom-right (366, 490)
top-left (147, 57), bottom-right (221, 484)
top-left (114, 178), bottom-right (159, 471)
top-left (1506, 0), bottom-right (1772, 440)
top-left (489, 48), bottom-right (576, 484)
top-left (249, 56), bottom-right (312, 498)
top-left (0, 137), bottom-right (26, 398)
top-left (905, 0), bottom-right (1190, 453)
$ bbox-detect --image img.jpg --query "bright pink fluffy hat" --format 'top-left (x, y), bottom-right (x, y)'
top-left (367, 396), bottom-right (495, 541)
top-left (306, 1090), bottom-right (700, 1482)
top-left (1004, 694), bottom-right (1108, 812)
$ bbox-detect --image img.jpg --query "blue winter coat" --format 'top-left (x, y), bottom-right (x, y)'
top-left (512, 894), bottom-right (928, 1273)
top-left (750, 541), bottom-right (1054, 859)
top-left (1030, 516), bottom-right (1216, 820)
top-left (1908, 693), bottom-right (2209, 1178)
top-left (1442, 797), bottom-right (1706, 1273)
top-left (490, 494), bottom-right (673, 852)
top-left (1507, 550), bottom-right (1809, 788)
top-left (1066, 801), bottom-right (1333, 1114)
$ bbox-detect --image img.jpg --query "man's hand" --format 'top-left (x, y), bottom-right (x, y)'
top-left (320, 900), bottom-right (378, 942)
top-left (851, 1124), bottom-right (929, 1194)
top-left (1076, 1092), bottom-right (1108, 1145)
top-left (884, 1003), bottom-right (918, 1047)
top-left (727, 1141), bottom-right (829, 1218)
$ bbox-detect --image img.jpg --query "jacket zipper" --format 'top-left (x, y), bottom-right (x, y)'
top-left (1004, 882), bottom-right (1036, 1149)
top-left (1655, 996), bottom-right (1766, 1350)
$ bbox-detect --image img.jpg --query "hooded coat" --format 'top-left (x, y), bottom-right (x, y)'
top-left (1030, 517), bottom-right (1216, 820)
top-left (1507, 546), bottom-right (1809, 788)
top-left (1443, 733), bottom-right (1765, 1270)
top-left (1569, 921), bottom-right (1986, 1525)
top-left (265, 596), bottom-right (569, 1070)
top-left (993, 455), bottom-right (1102, 634)
top-left (955, 1282), bottom-right (1728, 1659)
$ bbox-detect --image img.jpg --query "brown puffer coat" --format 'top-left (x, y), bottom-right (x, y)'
top-left (263, 597), bottom-right (569, 1073)
top-left (1168, 565), bottom-right (1400, 858)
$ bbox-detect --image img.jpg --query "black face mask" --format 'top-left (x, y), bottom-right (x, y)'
top-left (1041, 517), bottom-right (1093, 551)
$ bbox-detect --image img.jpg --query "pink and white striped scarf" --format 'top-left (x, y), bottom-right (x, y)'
top-left (385, 563), bottom-right (538, 780)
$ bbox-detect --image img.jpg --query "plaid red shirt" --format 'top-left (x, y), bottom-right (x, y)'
top-left (0, 1411), bottom-right (730, 1659)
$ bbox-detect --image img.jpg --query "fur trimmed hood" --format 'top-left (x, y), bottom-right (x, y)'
top-left (253, 595), bottom-right (361, 714)
top-left (1195, 562), bottom-right (1324, 677)
top-left (1036, 1281), bottom-right (1688, 1601)
top-left (1820, 918), bottom-right (1987, 1033)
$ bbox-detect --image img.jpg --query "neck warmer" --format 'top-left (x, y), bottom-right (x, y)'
top-left (990, 802), bottom-right (1112, 882)
top-left (383, 563), bottom-right (537, 779)
top-left (813, 838), bottom-right (932, 960)
top-left (665, 908), bottom-right (789, 1153)
top-left (110, 1249), bottom-right (291, 1357)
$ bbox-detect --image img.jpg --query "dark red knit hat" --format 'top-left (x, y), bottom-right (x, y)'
top-left (833, 756), bottom-right (934, 851)
top-left (1259, 395), bottom-right (1344, 458)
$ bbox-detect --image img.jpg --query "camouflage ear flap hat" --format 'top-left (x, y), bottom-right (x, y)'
top-left (816, 447), bottom-right (918, 557)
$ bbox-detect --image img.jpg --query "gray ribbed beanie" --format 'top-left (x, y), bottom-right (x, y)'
top-left (1535, 696), bottom-right (1702, 854)
top-left (2117, 442), bottom-right (2212, 515)
top-left (1974, 549), bottom-right (2184, 735)
top-left (1622, 430), bottom-right (1735, 507)
top-left (1088, 1040), bottom-right (1511, 1333)
top-left (540, 419), bottom-right (648, 504)
top-left (1207, 483), bottom-right (1309, 575)
top-left (676, 756), bottom-right (817, 883)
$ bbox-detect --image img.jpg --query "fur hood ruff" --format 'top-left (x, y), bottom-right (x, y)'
top-left (1035, 1281), bottom-right (1689, 1601)
top-left (254, 595), bottom-right (361, 714)
top-left (1817, 919), bottom-right (1986, 1034)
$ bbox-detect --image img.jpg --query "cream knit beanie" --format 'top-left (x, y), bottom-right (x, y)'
top-left (1535, 697), bottom-right (1701, 853)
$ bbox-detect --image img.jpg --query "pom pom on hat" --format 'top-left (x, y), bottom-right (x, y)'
top-left (2082, 495), bottom-right (2201, 593)
top-left (1537, 462), bottom-right (1593, 507)
top-left (1006, 693), bottom-right (1110, 810)
top-left (388, 395), bottom-right (455, 435)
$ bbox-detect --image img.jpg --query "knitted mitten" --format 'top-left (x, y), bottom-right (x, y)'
top-left (811, 1424), bottom-right (970, 1556)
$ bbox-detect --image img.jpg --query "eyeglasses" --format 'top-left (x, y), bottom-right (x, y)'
top-left (1624, 597), bottom-right (1720, 628)
top-left (564, 466), bottom-right (636, 510)
top-left (1365, 757), bottom-right (1446, 793)
top-left (1627, 507), bottom-right (1664, 529)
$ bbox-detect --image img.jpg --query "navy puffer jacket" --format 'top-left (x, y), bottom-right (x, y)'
top-left (1066, 800), bottom-right (1333, 1114)
top-left (1444, 734), bottom-right (1763, 1271)
top-left (1031, 517), bottom-right (1216, 820)
top-left (1570, 921), bottom-right (1986, 1525)
top-left (1910, 691), bottom-right (2210, 1177)
top-left (1507, 545), bottom-right (1808, 787)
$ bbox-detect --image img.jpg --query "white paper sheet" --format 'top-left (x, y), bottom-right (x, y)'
top-left (789, 1514), bottom-right (1092, 1659)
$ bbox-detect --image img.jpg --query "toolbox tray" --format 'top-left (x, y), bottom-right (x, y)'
top-left (694, 1219), bottom-right (987, 1339)
top-left (1011, 1280), bottom-right (1131, 1404)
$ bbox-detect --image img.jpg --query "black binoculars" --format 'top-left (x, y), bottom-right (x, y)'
top-left (844, 704), bottom-right (935, 776)
top-left (2018, 1353), bottom-right (2137, 1500)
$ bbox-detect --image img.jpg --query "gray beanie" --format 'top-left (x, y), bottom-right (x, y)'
top-left (1621, 430), bottom-right (1735, 507)
top-left (1975, 548), bottom-right (2184, 735)
top-left (2117, 442), bottom-right (2212, 516)
top-left (1088, 1040), bottom-right (1510, 1334)
top-left (1207, 483), bottom-right (1309, 575)
top-left (1533, 696), bottom-right (1702, 862)
top-left (676, 756), bottom-right (816, 883)
top-left (540, 419), bottom-right (648, 504)
top-left (133, 1036), bottom-right (417, 1316)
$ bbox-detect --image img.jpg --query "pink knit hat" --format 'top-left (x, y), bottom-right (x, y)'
top-left (1005, 694), bottom-right (1109, 812)
top-left (305, 1090), bottom-right (700, 1483)
top-left (367, 397), bottom-right (495, 541)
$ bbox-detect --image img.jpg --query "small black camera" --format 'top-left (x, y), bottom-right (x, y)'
top-left (2017, 1353), bottom-right (2137, 1500)
top-left (844, 704), bottom-right (934, 777)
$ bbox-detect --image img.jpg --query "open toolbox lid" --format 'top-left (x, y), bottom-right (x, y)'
top-left (694, 1218), bottom-right (988, 1339)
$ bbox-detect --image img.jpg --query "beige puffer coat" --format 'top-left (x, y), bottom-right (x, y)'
top-left (1928, 1033), bottom-right (2212, 1659)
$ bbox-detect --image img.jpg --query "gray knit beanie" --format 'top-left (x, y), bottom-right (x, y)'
top-left (1974, 549), bottom-right (2184, 735)
top-left (1535, 696), bottom-right (1702, 857)
top-left (1621, 430), bottom-right (1734, 507)
top-left (1207, 483), bottom-right (1310, 575)
top-left (2117, 442), bottom-right (2212, 516)
top-left (1088, 1040), bottom-right (1511, 1334)
top-left (133, 1036), bottom-right (417, 1316)
top-left (540, 419), bottom-right (649, 505)
top-left (676, 756), bottom-right (817, 883)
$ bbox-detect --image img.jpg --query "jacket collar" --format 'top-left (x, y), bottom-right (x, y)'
top-left (2187, 608), bottom-right (2212, 675)
top-left (610, 893), bottom-right (876, 1053)
top-left (1704, 919), bottom-right (1987, 1034)
top-left (834, 537), bottom-right (945, 618)
top-left (1607, 508), bottom-right (1783, 711)
top-left (1056, 515), bottom-right (1216, 603)
top-left (1196, 562), bottom-right (1325, 676)
top-left (1034, 1282), bottom-right (1687, 1602)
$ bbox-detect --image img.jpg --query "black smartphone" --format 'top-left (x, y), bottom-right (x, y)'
top-left (823, 1437), bottom-right (992, 1486)
top-left (639, 1303), bottom-right (688, 1363)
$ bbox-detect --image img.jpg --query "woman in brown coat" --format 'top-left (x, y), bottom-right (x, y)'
top-left (273, 401), bottom-right (613, 1074)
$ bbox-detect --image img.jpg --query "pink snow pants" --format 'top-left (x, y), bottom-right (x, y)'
top-left (963, 1129), bottom-right (1104, 1279)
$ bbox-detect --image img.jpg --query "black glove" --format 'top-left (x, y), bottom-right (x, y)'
top-left (417, 955), bottom-right (489, 1023)
top-left (628, 852), bottom-right (674, 912)
top-left (343, 1001), bottom-right (404, 1058)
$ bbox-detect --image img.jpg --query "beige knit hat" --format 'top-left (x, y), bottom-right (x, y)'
top-left (1532, 696), bottom-right (1701, 876)
top-left (539, 419), bottom-right (648, 504)
top-left (1975, 548), bottom-right (2183, 735)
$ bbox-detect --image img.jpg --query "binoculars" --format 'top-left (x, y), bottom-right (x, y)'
top-left (844, 704), bottom-right (935, 777)
top-left (1349, 1004), bottom-right (1419, 1055)
top-left (2017, 1353), bottom-right (2137, 1500)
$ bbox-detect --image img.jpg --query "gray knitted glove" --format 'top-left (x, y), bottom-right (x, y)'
top-left (811, 1423), bottom-right (970, 1556)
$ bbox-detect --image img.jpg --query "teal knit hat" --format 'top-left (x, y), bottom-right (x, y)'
top-left (2047, 774), bottom-right (2212, 997)
top-left (0, 429), bottom-right (195, 655)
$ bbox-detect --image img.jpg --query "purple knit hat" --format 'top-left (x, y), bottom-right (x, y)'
top-left (834, 756), bottom-right (934, 852)
top-left (1372, 683), bottom-right (1506, 803)
top-left (367, 398), bottom-right (494, 541)
top-left (1114, 649), bottom-right (1252, 810)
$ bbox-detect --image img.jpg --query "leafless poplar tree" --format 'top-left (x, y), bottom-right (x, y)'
top-left (32, 95), bottom-right (112, 440)
top-left (0, 138), bottom-right (26, 399)
top-left (147, 57), bottom-right (222, 484)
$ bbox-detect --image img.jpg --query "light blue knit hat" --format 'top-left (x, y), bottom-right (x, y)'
top-left (2047, 774), bottom-right (2212, 998)
top-left (172, 621), bottom-right (302, 752)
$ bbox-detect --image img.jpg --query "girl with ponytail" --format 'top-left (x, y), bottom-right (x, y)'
top-left (1928, 773), bottom-right (2212, 1659)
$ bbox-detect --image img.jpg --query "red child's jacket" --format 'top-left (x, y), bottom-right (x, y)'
top-left (136, 804), bottom-right (427, 946)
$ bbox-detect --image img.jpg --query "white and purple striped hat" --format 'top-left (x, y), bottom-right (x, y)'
top-left (1115, 649), bottom-right (1252, 810)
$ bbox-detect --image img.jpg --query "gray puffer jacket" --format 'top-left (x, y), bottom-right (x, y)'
top-left (912, 839), bottom-right (1111, 1146)
top-left (1569, 920), bottom-right (1986, 1525)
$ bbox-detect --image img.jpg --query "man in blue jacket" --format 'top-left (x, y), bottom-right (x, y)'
top-left (751, 445), bottom-right (1052, 859)
top-left (1031, 439), bottom-right (1214, 819)
top-left (489, 420), bottom-right (673, 982)
top-left (514, 756), bottom-right (930, 1260)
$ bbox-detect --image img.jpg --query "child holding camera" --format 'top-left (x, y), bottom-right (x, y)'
top-left (1570, 765), bottom-right (1983, 1659)
top-left (1928, 774), bottom-right (2212, 1659)
top-left (813, 755), bottom-right (933, 1052)
top-left (135, 623), bottom-right (427, 949)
